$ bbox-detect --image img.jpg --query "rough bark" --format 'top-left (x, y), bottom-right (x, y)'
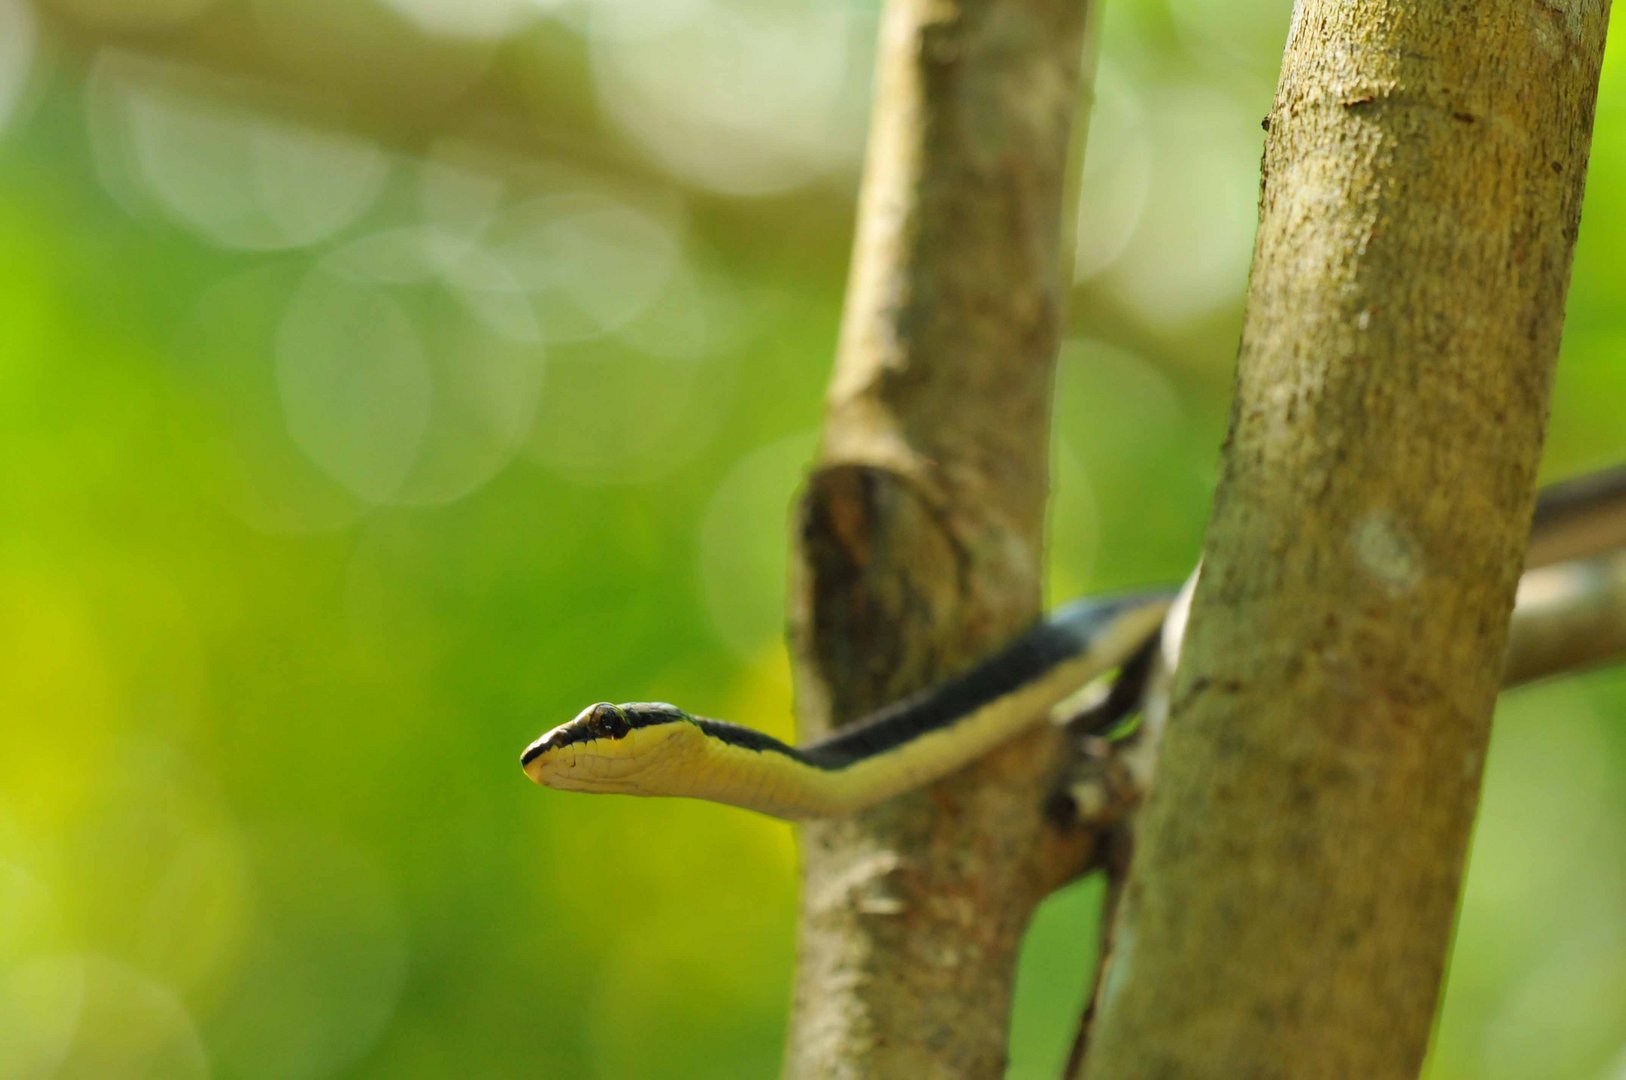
top-left (784, 0), bottom-right (1094, 1075)
top-left (1079, 4), bottom-right (1611, 1079)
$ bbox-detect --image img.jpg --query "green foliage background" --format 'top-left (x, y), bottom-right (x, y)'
top-left (2, 1), bottom-right (1624, 1076)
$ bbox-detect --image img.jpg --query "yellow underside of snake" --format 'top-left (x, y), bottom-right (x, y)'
top-left (521, 595), bottom-right (1171, 820)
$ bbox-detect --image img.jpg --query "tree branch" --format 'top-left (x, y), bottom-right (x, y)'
top-left (1504, 549), bottom-right (1626, 687)
top-left (785, 0), bottom-right (1096, 1074)
top-left (1067, 534), bottom-right (1626, 1070)
top-left (1077, 2), bottom-right (1612, 1076)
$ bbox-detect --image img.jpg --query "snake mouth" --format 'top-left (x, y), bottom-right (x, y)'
top-left (521, 731), bottom-right (570, 783)
top-left (520, 710), bottom-right (604, 772)
top-left (521, 743), bottom-right (584, 787)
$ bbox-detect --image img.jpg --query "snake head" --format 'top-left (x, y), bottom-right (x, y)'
top-left (520, 701), bottom-right (699, 793)
top-left (520, 702), bottom-right (627, 770)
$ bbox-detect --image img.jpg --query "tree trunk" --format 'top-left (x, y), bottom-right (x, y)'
top-left (783, 0), bottom-right (1096, 1075)
top-left (1079, 3), bottom-right (1611, 1078)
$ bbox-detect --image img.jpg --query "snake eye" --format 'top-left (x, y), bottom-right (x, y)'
top-left (589, 702), bottom-right (631, 739)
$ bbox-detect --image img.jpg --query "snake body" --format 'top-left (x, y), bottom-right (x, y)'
top-left (522, 467), bottom-right (1626, 820)
top-left (521, 593), bottom-right (1170, 819)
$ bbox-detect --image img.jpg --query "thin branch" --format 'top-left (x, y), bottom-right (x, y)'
top-left (1073, 536), bottom-right (1626, 833)
top-left (1504, 549), bottom-right (1626, 687)
top-left (1525, 464), bottom-right (1626, 570)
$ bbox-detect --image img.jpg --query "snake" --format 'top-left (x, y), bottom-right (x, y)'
top-left (521, 468), bottom-right (1626, 820)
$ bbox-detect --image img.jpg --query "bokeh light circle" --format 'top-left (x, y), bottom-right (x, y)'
top-left (203, 830), bottom-right (407, 1080)
top-left (0, 0), bottom-right (37, 140)
top-left (85, 51), bottom-right (389, 251)
top-left (698, 433), bottom-right (816, 655)
top-left (589, 0), bottom-right (868, 194)
top-left (0, 955), bottom-right (210, 1078)
top-left (276, 267), bottom-right (435, 504)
